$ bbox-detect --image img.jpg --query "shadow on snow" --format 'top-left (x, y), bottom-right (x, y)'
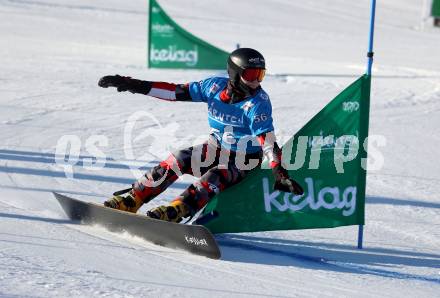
top-left (0, 148), bottom-right (187, 189)
top-left (367, 196), bottom-right (440, 209)
top-left (218, 234), bottom-right (440, 284)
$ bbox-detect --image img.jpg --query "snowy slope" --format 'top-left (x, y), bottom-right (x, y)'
top-left (1, 0), bottom-right (440, 297)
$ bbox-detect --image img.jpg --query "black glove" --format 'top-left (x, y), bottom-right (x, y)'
top-left (272, 165), bottom-right (304, 195)
top-left (98, 75), bottom-right (153, 94)
top-left (98, 75), bottom-right (131, 91)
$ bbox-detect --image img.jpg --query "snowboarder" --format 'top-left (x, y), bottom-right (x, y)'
top-left (98, 48), bottom-right (303, 222)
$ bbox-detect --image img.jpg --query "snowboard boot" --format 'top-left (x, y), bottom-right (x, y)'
top-left (104, 192), bottom-right (143, 213)
top-left (146, 199), bottom-right (190, 222)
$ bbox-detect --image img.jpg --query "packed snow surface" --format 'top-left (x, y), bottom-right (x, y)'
top-left (1, 0), bottom-right (439, 297)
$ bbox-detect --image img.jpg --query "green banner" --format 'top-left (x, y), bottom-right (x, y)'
top-left (202, 75), bottom-right (371, 234)
top-left (433, 0), bottom-right (440, 17)
top-left (148, 0), bottom-right (230, 69)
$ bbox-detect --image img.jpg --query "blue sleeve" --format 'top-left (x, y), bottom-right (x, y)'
top-left (188, 79), bottom-right (212, 103)
top-left (249, 99), bottom-right (274, 136)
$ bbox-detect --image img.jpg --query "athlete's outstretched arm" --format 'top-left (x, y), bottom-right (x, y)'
top-left (257, 131), bottom-right (304, 195)
top-left (98, 75), bottom-right (192, 101)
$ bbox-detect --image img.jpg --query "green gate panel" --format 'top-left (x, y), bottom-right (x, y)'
top-left (148, 0), bottom-right (229, 69)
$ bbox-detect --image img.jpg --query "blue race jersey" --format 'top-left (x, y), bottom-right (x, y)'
top-left (188, 77), bottom-right (274, 153)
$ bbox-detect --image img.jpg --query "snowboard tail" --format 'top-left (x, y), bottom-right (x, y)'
top-left (53, 192), bottom-right (221, 259)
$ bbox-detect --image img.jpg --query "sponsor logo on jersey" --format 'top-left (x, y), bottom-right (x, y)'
top-left (209, 83), bottom-right (220, 94)
top-left (208, 102), bottom-right (244, 125)
top-left (260, 93), bottom-right (269, 100)
top-left (242, 101), bottom-right (254, 112)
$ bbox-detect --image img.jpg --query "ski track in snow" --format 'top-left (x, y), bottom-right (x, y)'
top-left (1, 0), bottom-right (440, 297)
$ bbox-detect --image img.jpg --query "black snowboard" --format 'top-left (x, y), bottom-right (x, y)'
top-left (53, 192), bottom-right (221, 259)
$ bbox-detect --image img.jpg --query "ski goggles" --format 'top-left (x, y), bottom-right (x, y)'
top-left (241, 68), bottom-right (266, 82)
